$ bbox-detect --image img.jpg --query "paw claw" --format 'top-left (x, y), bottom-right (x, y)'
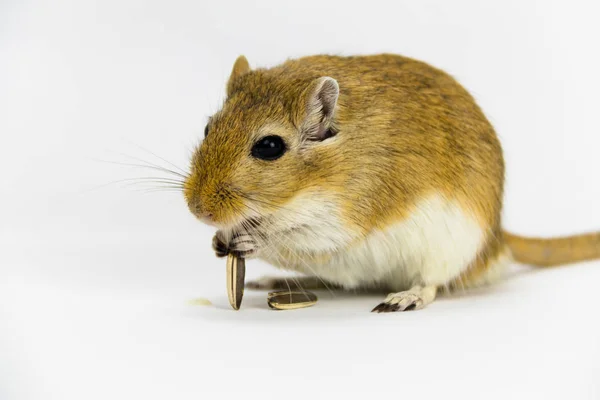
top-left (371, 303), bottom-right (399, 313)
top-left (371, 304), bottom-right (384, 313)
top-left (372, 287), bottom-right (434, 313)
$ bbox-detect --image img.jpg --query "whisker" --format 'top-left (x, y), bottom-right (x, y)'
top-left (82, 176), bottom-right (185, 194)
top-left (121, 180), bottom-right (185, 188)
top-left (238, 201), bottom-right (337, 297)
top-left (239, 218), bottom-right (312, 301)
top-left (122, 141), bottom-right (189, 176)
top-left (288, 275), bottom-right (314, 302)
top-left (134, 188), bottom-right (185, 194)
top-left (91, 158), bottom-right (189, 180)
top-left (239, 219), bottom-right (295, 301)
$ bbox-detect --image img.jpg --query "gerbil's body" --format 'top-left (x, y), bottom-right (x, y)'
top-left (185, 54), bottom-right (600, 312)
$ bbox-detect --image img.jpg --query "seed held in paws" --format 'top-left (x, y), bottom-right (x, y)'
top-left (226, 253), bottom-right (245, 310)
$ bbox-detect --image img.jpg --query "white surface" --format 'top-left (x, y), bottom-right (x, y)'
top-left (1, 1), bottom-right (600, 399)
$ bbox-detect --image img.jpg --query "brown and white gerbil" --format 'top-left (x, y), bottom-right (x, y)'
top-left (184, 54), bottom-right (600, 312)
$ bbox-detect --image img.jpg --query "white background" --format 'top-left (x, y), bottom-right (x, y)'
top-left (1, 0), bottom-right (600, 399)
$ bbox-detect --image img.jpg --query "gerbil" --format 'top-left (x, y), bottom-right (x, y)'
top-left (184, 54), bottom-right (600, 312)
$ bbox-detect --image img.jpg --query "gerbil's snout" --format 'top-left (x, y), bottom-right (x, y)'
top-left (184, 179), bottom-right (221, 226)
top-left (183, 166), bottom-right (216, 225)
top-left (184, 163), bottom-right (246, 227)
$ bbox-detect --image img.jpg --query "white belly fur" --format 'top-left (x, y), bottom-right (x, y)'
top-left (265, 193), bottom-right (486, 291)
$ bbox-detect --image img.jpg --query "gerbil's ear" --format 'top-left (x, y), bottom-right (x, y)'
top-left (227, 55), bottom-right (251, 96)
top-left (300, 77), bottom-right (339, 141)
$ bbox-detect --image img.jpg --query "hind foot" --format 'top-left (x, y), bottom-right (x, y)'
top-left (371, 285), bottom-right (437, 313)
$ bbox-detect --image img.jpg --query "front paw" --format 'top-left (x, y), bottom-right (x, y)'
top-left (212, 232), bottom-right (228, 258)
top-left (229, 233), bottom-right (259, 258)
top-left (212, 231), bottom-right (260, 258)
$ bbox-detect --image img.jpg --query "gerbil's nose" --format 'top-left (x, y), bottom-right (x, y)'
top-left (195, 210), bottom-right (214, 224)
top-left (187, 200), bottom-right (215, 224)
top-left (199, 212), bottom-right (215, 225)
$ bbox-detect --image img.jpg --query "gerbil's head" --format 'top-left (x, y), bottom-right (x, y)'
top-left (184, 56), bottom-right (341, 230)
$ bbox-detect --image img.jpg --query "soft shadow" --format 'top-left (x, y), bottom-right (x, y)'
top-left (179, 288), bottom-right (396, 323)
top-left (178, 286), bottom-right (476, 324)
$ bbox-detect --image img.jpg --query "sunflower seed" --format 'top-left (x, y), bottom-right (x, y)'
top-left (226, 254), bottom-right (245, 310)
top-left (267, 290), bottom-right (318, 310)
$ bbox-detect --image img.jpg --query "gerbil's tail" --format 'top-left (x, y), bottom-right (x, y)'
top-left (503, 231), bottom-right (600, 267)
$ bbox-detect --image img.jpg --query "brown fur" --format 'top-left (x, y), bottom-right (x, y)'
top-left (184, 54), bottom-right (599, 294)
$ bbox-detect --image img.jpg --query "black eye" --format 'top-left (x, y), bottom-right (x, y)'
top-left (251, 135), bottom-right (286, 161)
top-left (204, 124), bottom-right (209, 138)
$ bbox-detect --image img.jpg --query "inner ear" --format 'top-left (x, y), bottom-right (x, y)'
top-left (301, 77), bottom-right (339, 141)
